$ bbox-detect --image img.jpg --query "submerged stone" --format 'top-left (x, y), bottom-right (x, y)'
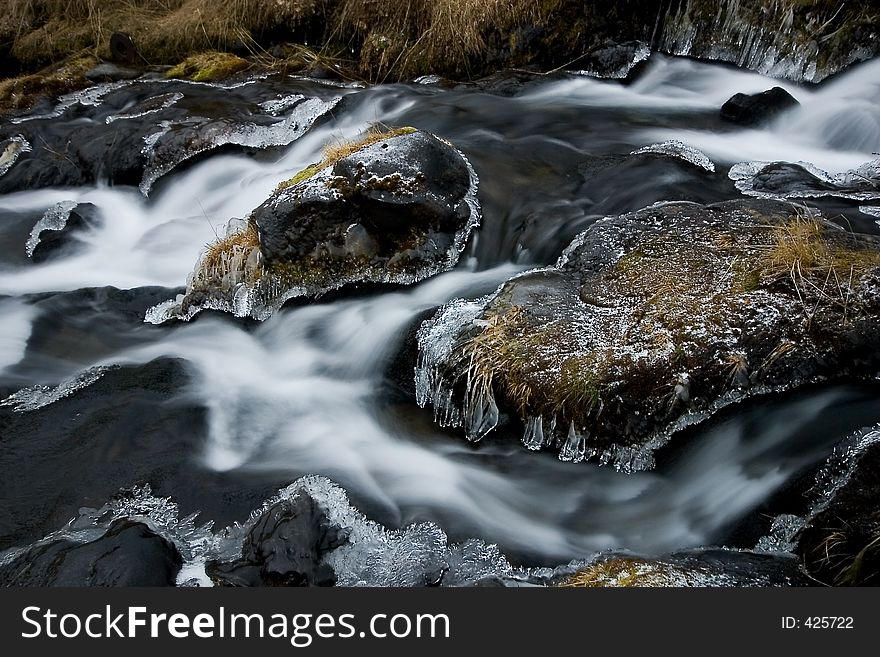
top-left (416, 199), bottom-right (880, 470)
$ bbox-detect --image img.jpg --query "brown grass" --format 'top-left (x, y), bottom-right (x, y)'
top-left (560, 558), bottom-right (676, 587)
top-left (275, 125), bottom-right (417, 192)
top-left (812, 515), bottom-right (880, 586)
top-left (0, 52), bottom-right (98, 113)
top-left (192, 220), bottom-right (263, 291)
top-left (753, 213), bottom-right (880, 320)
top-left (2, 0), bottom-right (554, 81)
top-left (332, 0), bottom-right (553, 80)
top-left (3, 0), bottom-right (317, 67)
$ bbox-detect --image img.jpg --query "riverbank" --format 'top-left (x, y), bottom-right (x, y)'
top-left (3, 1), bottom-right (878, 86)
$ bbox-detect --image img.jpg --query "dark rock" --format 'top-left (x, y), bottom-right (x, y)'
top-left (260, 129), bottom-right (471, 264)
top-left (416, 199), bottom-right (880, 469)
top-left (206, 489), bottom-right (348, 586)
top-left (0, 358), bottom-right (207, 549)
top-left (156, 128), bottom-right (478, 322)
top-left (721, 87), bottom-right (800, 126)
top-left (0, 519), bottom-right (181, 586)
top-left (0, 79), bottom-right (339, 195)
top-left (109, 33), bottom-right (138, 64)
top-left (795, 425), bottom-right (880, 586)
top-left (85, 62), bottom-right (141, 83)
top-left (572, 40), bottom-right (651, 79)
top-left (29, 202), bottom-right (99, 263)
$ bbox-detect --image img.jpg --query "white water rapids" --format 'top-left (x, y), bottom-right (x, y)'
top-left (1, 55), bottom-right (879, 562)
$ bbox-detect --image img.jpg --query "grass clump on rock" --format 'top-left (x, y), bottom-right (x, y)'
top-left (417, 200), bottom-right (880, 468)
top-left (560, 558), bottom-right (679, 587)
top-left (0, 53), bottom-right (97, 114)
top-left (276, 126), bottom-right (419, 192)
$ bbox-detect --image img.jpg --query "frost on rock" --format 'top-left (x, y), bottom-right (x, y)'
top-left (10, 80), bottom-right (135, 124)
top-left (631, 140), bottom-right (716, 172)
top-left (208, 475), bottom-right (515, 587)
top-left (0, 135), bottom-right (31, 177)
top-left (730, 158), bottom-right (880, 202)
top-left (0, 483), bottom-right (216, 587)
top-left (0, 366), bottom-right (114, 412)
top-left (755, 514), bottom-right (803, 554)
top-left (415, 296), bottom-right (494, 433)
top-left (259, 93), bottom-right (306, 115)
top-left (25, 200), bottom-right (78, 257)
top-left (147, 130), bottom-right (481, 323)
top-left (754, 423), bottom-right (880, 584)
top-left (415, 199), bottom-right (880, 470)
top-left (105, 91), bottom-right (183, 124)
top-left (574, 42), bottom-right (651, 79)
top-left (859, 206), bottom-right (880, 220)
top-left (139, 95), bottom-right (341, 195)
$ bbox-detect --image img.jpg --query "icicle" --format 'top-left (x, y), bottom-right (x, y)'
top-left (464, 388), bottom-right (499, 443)
top-left (522, 416), bottom-right (545, 451)
top-left (559, 424), bottom-right (587, 463)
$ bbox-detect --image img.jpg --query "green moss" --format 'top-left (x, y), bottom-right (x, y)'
top-left (165, 51), bottom-right (249, 82)
top-left (275, 164), bottom-right (322, 192)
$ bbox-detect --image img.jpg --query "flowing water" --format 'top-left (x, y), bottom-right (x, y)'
top-left (1, 55), bottom-right (879, 568)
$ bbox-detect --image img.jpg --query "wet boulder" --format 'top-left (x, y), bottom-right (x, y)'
top-left (795, 425), bottom-right (880, 586)
top-left (721, 87), bottom-right (799, 126)
top-left (148, 128), bottom-right (479, 322)
top-left (28, 201), bottom-right (99, 263)
top-left (0, 78), bottom-right (340, 195)
top-left (206, 488), bottom-right (349, 587)
top-left (416, 199), bottom-right (880, 470)
top-left (0, 519), bottom-right (181, 586)
top-left (572, 40), bottom-right (651, 79)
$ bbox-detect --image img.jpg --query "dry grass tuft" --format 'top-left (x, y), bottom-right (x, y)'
top-left (191, 220), bottom-right (264, 292)
top-left (813, 515), bottom-right (880, 586)
top-left (3, 0), bottom-right (316, 67)
top-left (275, 125), bottom-right (417, 192)
top-left (560, 558), bottom-right (675, 587)
top-left (333, 0), bottom-right (553, 80)
top-left (753, 212), bottom-right (880, 320)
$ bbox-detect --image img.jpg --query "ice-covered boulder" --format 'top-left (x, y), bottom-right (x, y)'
top-left (416, 199), bottom-right (880, 470)
top-left (148, 127), bottom-right (480, 322)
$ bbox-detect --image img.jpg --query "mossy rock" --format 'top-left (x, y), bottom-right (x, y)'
top-left (153, 128), bottom-right (479, 323)
top-left (416, 199), bottom-right (880, 469)
top-left (557, 549), bottom-right (809, 587)
top-left (0, 54), bottom-right (98, 115)
top-left (165, 52), bottom-right (250, 82)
